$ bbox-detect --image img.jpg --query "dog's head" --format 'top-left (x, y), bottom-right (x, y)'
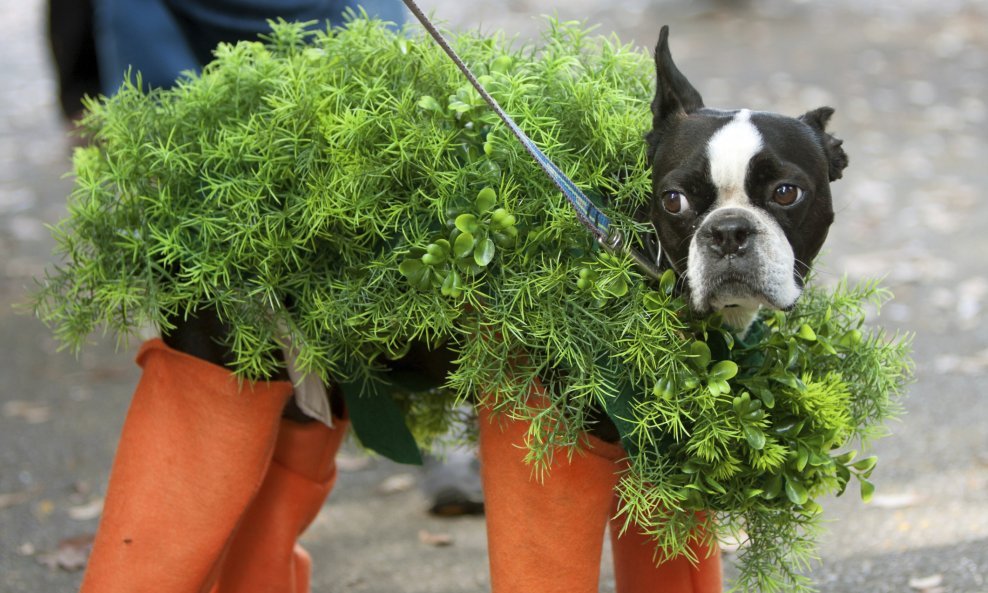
top-left (645, 27), bottom-right (848, 330)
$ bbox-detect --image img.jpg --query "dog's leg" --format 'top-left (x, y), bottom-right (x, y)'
top-left (608, 505), bottom-right (722, 593)
top-left (80, 338), bottom-right (293, 593)
top-left (478, 392), bottom-right (626, 593)
top-left (209, 389), bottom-right (349, 593)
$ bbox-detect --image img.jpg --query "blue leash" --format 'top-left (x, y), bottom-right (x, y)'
top-left (400, 0), bottom-right (663, 280)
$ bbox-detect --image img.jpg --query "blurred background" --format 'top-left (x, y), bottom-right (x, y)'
top-left (1, 0), bottom-right (986, 591)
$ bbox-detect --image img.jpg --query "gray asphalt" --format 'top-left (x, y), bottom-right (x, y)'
top-left (2, 0), bottom-right (986, 591)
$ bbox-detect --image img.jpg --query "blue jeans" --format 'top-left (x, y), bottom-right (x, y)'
top-left (94, 0), bottom-right (406, 94)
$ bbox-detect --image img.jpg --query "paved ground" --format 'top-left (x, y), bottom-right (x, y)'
top-left (2, 0), bottom-right (987, 591)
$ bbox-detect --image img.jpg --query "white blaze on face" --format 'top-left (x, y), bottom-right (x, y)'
top-left (707, 109), bottom-right (762, 205)
top-left (686, 109), bottom-right (802, 330)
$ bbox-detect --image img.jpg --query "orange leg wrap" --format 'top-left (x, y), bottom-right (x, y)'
top-left (478, 403), bottom-right (625, 593)
top-left (211, 418), bottom-right (349, 593)
top-left (80, 339), bottom-right (293, 593)
top-left (609, 506), bottom-right (722, 593)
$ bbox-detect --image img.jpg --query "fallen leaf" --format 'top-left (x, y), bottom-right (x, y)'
top-left (34, 499), bottom-right (55, 520)
top-left (2, 400), bottom-right (52, 424)
top-left (336, 453), bottom-right (372, 472)
top-left (0, 489), bottom-right (37, 510)
top-left (870, 492), bottom-right (921, 509)
top-left (68, 498), bottom-right (104, 521)
top-left (418, 529), bottom-right (454, 547)
top-left (37, 534), bottom-right (94, 572)
top-left (378, 473), bottom-right (416, 495)
top-left (909, 574), bottom-right (944, 591)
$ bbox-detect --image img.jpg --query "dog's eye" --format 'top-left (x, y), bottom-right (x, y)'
top-left (772, 184), bottom-right (803, 206)
top-left (661, 191), bottom-right (690, 214)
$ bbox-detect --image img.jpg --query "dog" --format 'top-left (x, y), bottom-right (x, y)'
top-left (78, 24), bottom-right (848, 593)
top-left (645, 27), bottom-right (847, 333)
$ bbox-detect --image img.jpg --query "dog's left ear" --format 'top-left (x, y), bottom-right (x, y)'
top-left (799, 106), bottom-right (849, 182)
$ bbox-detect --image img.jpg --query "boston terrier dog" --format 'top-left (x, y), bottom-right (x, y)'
top-left (646, 26), bottom-right (848, 331)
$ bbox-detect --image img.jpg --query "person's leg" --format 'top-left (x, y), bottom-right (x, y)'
top-left (92, 0), bottom-right (199, 94)
top-left (80, 339), bottom-right (293, 593)
top-left (167, 0), bottom-right (405, 66)
top-left (478, 396), bottom-right (626, 593)
top-left (47, 0), bottom-right (101, 119)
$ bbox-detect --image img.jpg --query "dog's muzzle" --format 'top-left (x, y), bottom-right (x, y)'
top-left (687, 207), bottom-right (801, 316)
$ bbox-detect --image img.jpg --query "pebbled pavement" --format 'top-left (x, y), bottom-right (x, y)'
top-left (1, 0), bottom-right (986, 591)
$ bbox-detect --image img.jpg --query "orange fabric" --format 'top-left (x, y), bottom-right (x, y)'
top-left (478, 401), bottom-right (626, 593)
top-left (80, 338), bottom-right (293, 593)
top-left (211, 419), bottom-right (348, 593)
top-left (609, 507), bottom-right (722, 593)
top-left (478, 386), bottom-right (722, 593)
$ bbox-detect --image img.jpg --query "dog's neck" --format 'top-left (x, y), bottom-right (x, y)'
top-left (720, 304), bottom-right (760, 336)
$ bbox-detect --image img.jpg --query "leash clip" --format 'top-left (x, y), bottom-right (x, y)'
top-left (599, 228), bottom-right (624, 253)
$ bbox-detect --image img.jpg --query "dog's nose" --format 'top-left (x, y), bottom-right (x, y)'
top-left (708, 214), bottom-right (755, 257)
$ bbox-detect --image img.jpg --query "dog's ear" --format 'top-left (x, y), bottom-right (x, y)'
top-left (799, 106), bottom-right (849, 182)
top-left (651, 26), bottom-right (704, 126)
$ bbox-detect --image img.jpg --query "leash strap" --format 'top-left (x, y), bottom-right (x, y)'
top-left (400, 0), bottom-right (662, 279)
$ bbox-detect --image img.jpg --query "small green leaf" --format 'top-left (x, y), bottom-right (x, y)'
top-left (491, 208), bottom-right (516, 229)
top-left (798, 324), bottom-right (817, 341)
top-left (454, 231), bottom-right (475, 258)
top-left (709, 360), bottom-right (739, 381)
top-left (455, 213), bottom-right (479, 234)
top-left (430, 239), bottom-right (450, 255)
top-left (440, 271), bottom-right (455, 296)
top-left (744, 426), bottom-right (766, 450)
top-left (838, 329), bottom-right (863, 348)
top-left (785, 476), bottom-right (809, 505)
top-left (705, 475), bottom-right (728, 495)
top-left (652, 378), bottom-right (675, 399)
top-left (859, 477), bottom-right (875, 502)
top-left (763, 474), bottom-right (782, 499)
top-left (475, 187), bottom-right (497, 212)
top-left (659, 269), bottom-right (676, 295)
top-left (689, 341), bottom-right (712, 370)
top-left (491, 55), bottom-right (513, 73)
top-left (474, 237), bottom-right (495, 267)
top-left (603, 277), bottom-right (629, 297)
top-left (851, 456), bottom-right (878, 474)
top-left (707, 379), bottom-right (730, 396)
top-left (771, 374), bottom-right (806, 392)
top-left (417, 95), bottom-right (441, 111)
top-left (398, 258), bottom-right (424, 279)
top-left (795, 447), bottom-right (809, 471)
top-left (756, 389), bottom-right (775, 409)
top-left (834, 451), bottom-right (857, 465)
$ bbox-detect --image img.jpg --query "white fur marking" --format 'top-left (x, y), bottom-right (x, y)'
top-left (707, 110), bottom-right (763, 205)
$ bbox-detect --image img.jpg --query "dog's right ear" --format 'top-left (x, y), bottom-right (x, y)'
top-left (651, 26), bottom-right (704, 127)
top-left (647, 27), bottom-right (704, 160)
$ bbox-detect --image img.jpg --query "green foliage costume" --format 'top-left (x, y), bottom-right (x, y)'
top-left (34, 17), bottom-right (911, 592)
